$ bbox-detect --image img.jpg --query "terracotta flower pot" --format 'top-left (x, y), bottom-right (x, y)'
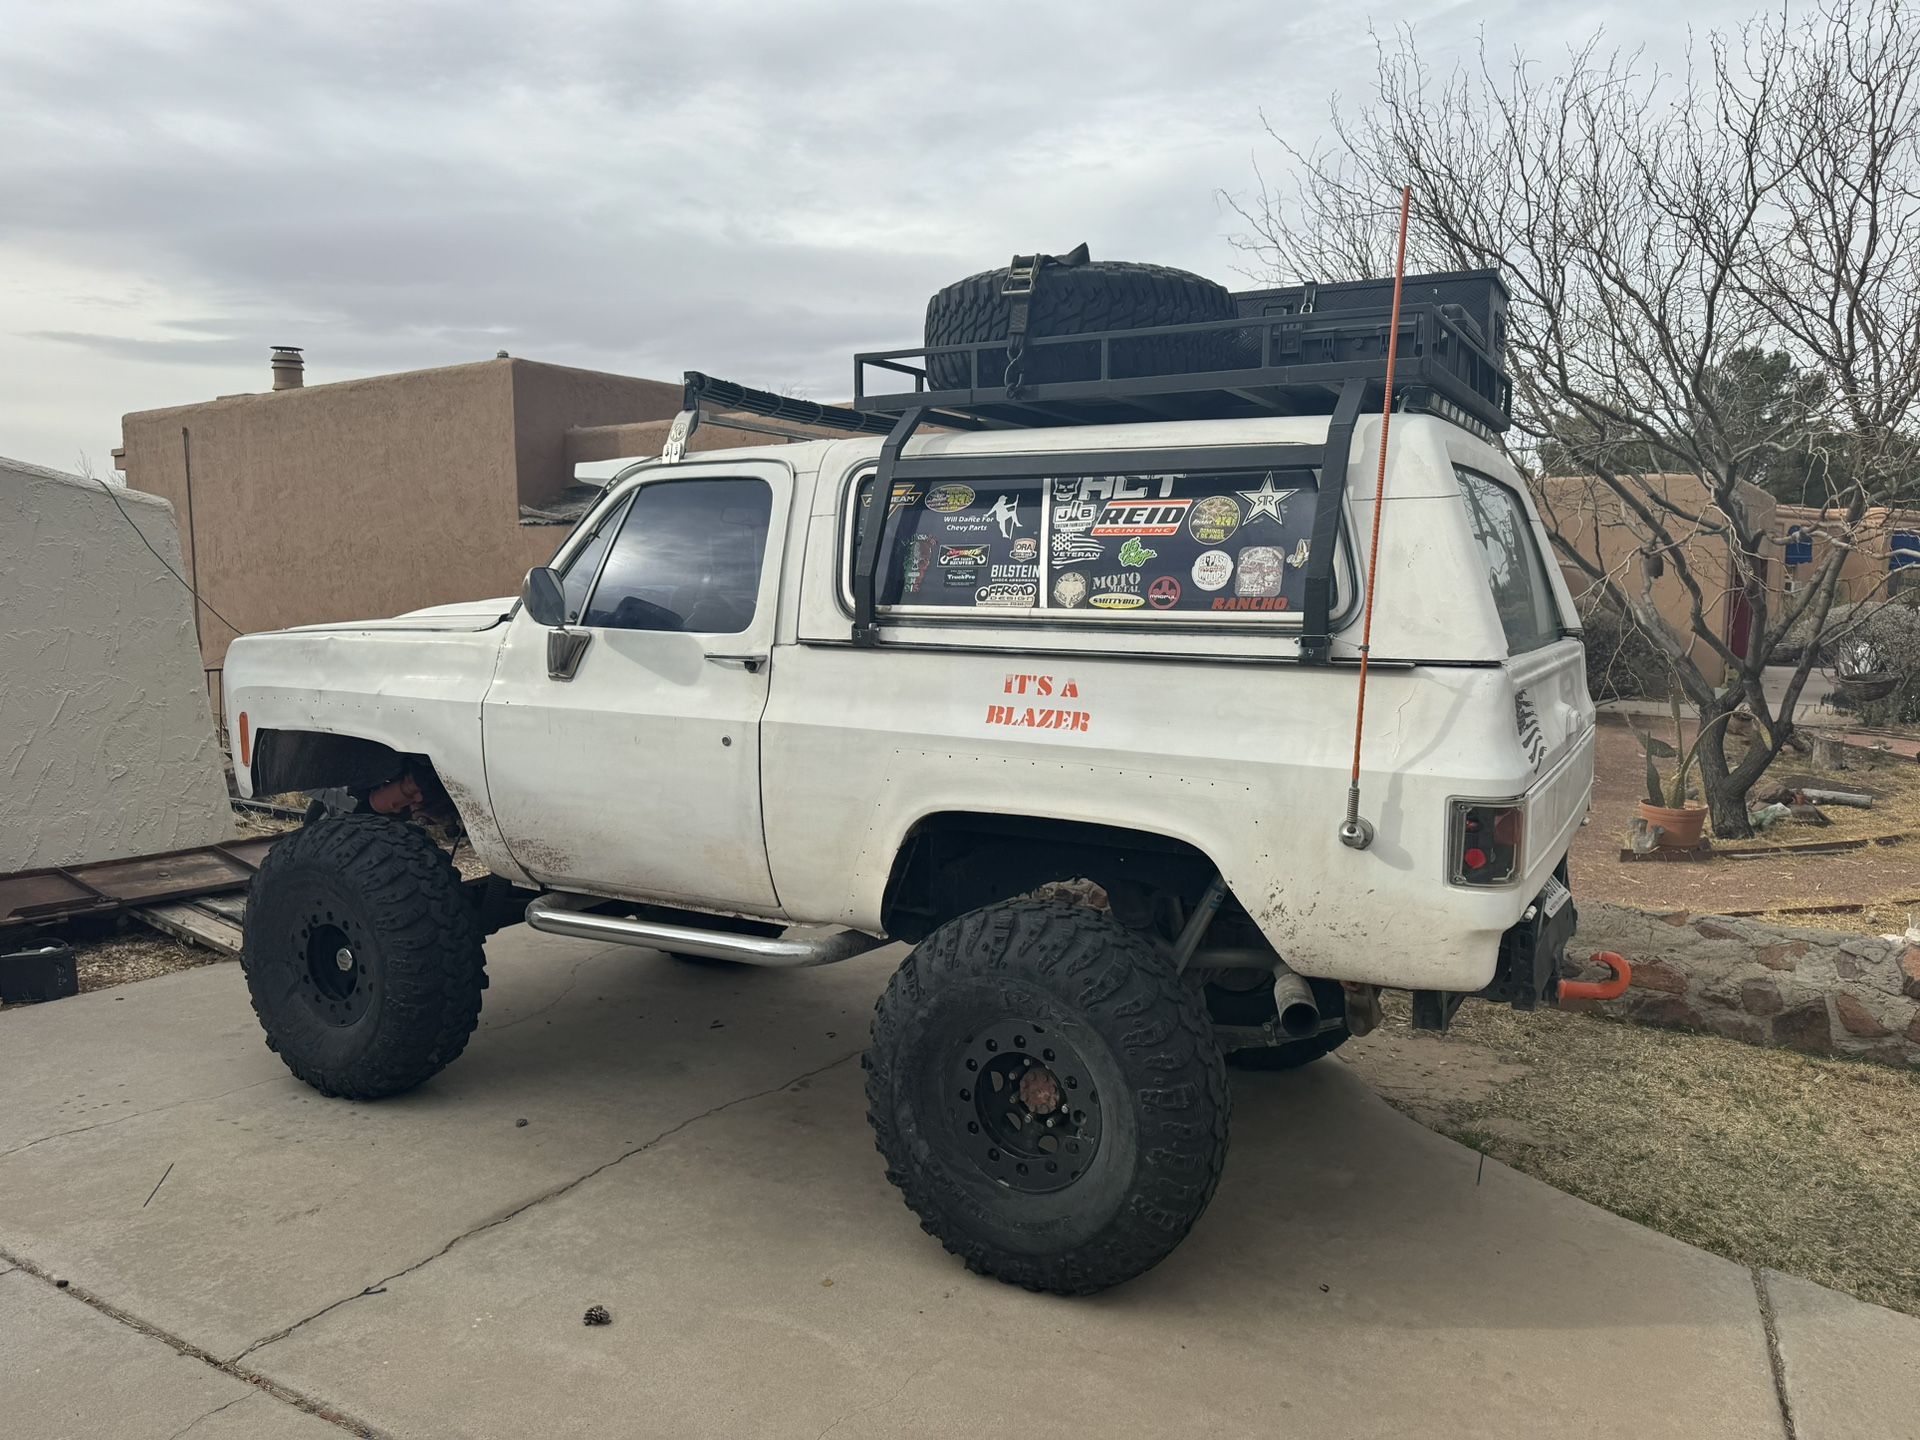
top-left (1637, 801), bottom-right (1707, 849)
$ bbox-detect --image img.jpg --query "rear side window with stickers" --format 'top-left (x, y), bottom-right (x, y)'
top-left (854, 467), bottom-right (1320, 619)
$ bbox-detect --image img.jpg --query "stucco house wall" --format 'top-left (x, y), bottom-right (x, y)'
top-left (0, 457), bottom-right (233, 872)
top-left (119, 356), bottom-right (683, 671)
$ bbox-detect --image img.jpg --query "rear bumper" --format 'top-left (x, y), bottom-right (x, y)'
top-left (1410, 860), bottom-right (1576, 1028)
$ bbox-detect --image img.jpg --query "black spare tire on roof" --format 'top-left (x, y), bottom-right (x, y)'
top-left (924, 255), bottom-right (1237, 393)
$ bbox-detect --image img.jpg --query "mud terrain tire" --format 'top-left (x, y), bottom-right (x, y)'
top-left (865, 900), bottom-right (1229, 1294)
top-left (924, 259), bottom-right (1236, 392)
top-left (241, 814), bottom-right (487, 1099)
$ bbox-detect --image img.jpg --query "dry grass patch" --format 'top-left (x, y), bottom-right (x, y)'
top-left (1343, 996), bottom-right (1920, 1316)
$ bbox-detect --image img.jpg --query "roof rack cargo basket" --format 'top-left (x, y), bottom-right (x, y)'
top-left (851, 284), bottom-right (1511, 436)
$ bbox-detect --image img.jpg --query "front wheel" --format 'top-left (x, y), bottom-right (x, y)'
top-left (241, 814), bottom-right (487, 1099)
top-left (864, 900), bottom-right (1228, 1295)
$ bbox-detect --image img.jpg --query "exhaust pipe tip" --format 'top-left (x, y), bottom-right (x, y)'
top-left (1271, 965), bottom-right (1321, 1039)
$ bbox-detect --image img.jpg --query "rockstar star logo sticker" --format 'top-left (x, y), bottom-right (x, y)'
top-left (1236, 473), bottom-right (1300, 525)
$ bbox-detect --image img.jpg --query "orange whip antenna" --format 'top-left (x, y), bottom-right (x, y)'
top-left (1338, 184), bottom-right (1413, 852)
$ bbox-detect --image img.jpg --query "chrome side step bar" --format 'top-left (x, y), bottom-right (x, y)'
top-left (523, 894), bottom-right (887, 969)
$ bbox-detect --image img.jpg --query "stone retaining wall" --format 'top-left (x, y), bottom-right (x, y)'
top-left (1566, 902), bottom-right (1920, 1067)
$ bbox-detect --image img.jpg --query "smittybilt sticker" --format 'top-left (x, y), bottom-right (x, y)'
top-left (1117, 537), bottom-right (1157, 567)
top-left (1236, 474), bottom-right (1299, 525)
top-left (1089, 592), bottom-right (1146, 611)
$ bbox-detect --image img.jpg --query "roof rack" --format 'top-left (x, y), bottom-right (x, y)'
top-left (851, 300), bottom-right (1509, 436)
top-left (668, 276), bottom-right (1510, 663)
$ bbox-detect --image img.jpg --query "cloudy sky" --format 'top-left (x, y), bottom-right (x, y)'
top-left (3, 0), bottom-right (1758, 472)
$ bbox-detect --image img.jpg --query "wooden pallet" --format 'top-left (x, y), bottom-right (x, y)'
top-left (132, 895), bottom-right (247, 957)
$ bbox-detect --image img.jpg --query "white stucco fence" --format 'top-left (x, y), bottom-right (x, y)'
top-left (2, 455), bottom-right (232, 872)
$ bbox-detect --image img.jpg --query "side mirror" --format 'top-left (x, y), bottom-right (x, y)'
top-left (522, 567), bottom-right (567, 627)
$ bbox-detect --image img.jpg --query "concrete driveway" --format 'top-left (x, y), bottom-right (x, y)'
top-left (2, 926), bottom-right (1914, 1439)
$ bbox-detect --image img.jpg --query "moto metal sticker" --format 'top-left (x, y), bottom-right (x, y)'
top-left (1091, 498), bottom-right (1191, 537)
top-left (940, 545), bottom-right (988, 566)
top-left (1191, 550), bottom-right (1233, 591)
top-left (1089, 572), bottom-right (1142, 593)
top-left (925, 483), bottom-right (976, 513)
top-left (975, 582), bottom-right (1038, 608)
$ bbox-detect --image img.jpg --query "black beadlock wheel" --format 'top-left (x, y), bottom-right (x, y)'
top-left (864, 900), bottom-right (1229, 1295)
top-left (923, 259), bottom-right (1238, 392)
top-left (241, 814), bottom-right (487, 1100)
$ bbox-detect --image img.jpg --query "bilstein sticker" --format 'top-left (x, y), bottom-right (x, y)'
top-left (1089, 592), bottom-right (1146, 611)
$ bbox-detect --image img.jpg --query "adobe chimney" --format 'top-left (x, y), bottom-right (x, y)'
top-left (270, 346), bottom-right (304, 391)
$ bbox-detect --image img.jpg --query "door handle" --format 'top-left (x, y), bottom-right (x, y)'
top-left (705, 653), bottom-right (767, 674)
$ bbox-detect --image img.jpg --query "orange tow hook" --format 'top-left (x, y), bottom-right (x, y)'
top-left (1558, 952), bottom-right (1631, 1004)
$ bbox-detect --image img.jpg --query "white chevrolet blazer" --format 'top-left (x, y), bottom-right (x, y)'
top-left (223, 283), bottom-right (1599, 1294)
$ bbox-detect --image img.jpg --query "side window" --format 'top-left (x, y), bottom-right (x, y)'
top-left (557, 496), bottom-right (631, 624)
top-left (854, 467), bottom-right (1321, 616)
top-left (1456, 468), bottom-right (1562, 654)
top-left (582, 478), bottom-right (772, 634)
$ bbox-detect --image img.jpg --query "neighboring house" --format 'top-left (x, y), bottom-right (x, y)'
top-left (1775, 504), bottom-right (1920, 605)
top-left (115, 350), bottom-right (723, 679)
top-left (1534, 473), bottom-right (1778, 685)
top-left (1, 456), bottom-right (232, 872)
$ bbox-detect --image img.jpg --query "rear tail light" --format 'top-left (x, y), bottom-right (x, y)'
top-left (1450, 800), bottom-right (1524, 885)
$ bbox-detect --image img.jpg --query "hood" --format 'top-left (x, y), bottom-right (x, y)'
top-left (279, 596), bottom-right (516, 635)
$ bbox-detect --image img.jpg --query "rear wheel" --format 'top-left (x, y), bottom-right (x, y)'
top-left (241, 814), bottom-right (487, 1099)
top-left (865, 900), bottom-right (1228, 1294)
